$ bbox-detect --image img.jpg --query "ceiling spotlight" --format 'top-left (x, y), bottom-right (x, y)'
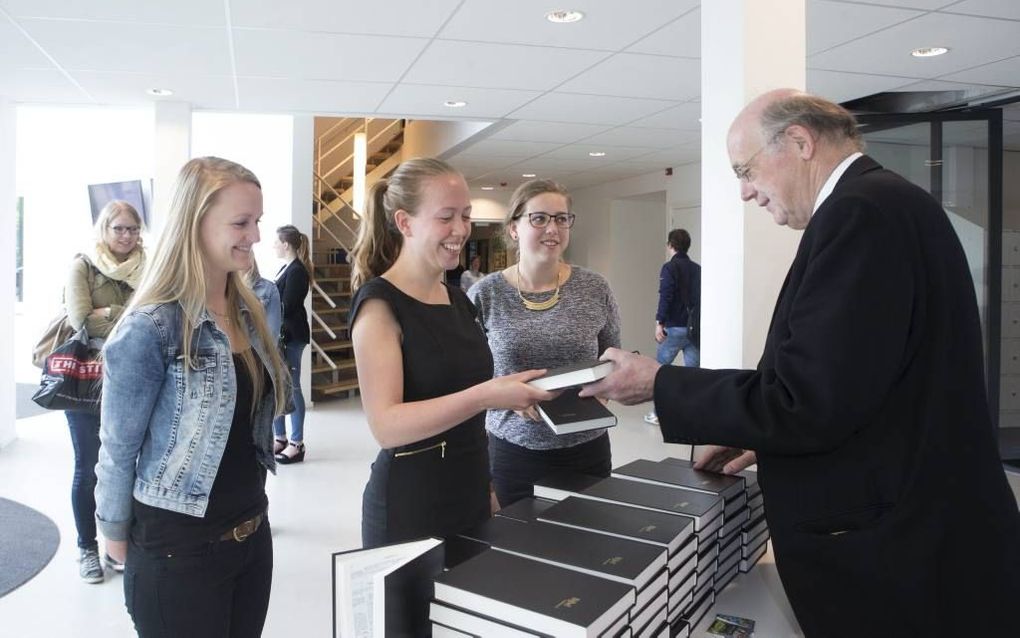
top-left (911, 46), bottom-right (949, 58)
top-left (522, 173), bottom-right (536, 178)
top-left (147, 88), bottom-right (174, 96)
top-left (443, 100), bottom-right (467, 108)
top-left (588, 151), bottom-right (606, 157)
top-left (480, 186), bottom-right (495, 191)
top-left (546, 10), bottom-right (585, 23)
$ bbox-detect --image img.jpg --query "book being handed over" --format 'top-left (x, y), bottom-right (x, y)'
top-left (527, 360), bottom-right (614, 391)
top-left (537, 387), bottom-right (617, 435)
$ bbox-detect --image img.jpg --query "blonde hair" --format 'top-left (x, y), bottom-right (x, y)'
top-left (119, 157), bottom-right (289, 416)
top-left (350, 157), bottom-right (461, 290)
top-left (503, 178), bottom-right (572, 249)
top-left (94, 200), bottom-right (144, 247)
top-left (277, 224), bottom-right (314, 284)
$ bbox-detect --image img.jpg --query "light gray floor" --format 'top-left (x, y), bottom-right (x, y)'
top-left (0, 397), bottom-right (804, 637)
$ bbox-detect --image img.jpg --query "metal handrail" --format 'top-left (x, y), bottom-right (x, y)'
top-left (312, 206), bottom-right (353, 254)
top-left (312, 183), bottom-right (359, 239)
top-left (311, 309), bottom-right (337, 340)
top-left (312, 281), bottom-right (337, 309)
top-left (310, 338), bottom-right (338, 370)
top-left (320, 118), bottom-right (403, 182)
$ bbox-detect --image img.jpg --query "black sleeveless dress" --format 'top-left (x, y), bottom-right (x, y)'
top-left (349, 278), bottom-right (494, 547)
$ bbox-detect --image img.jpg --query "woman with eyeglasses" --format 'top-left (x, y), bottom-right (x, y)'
top-left (62, 200), bottom-right (147, 583)
top-left (468, 179), bottom-right (621, 508)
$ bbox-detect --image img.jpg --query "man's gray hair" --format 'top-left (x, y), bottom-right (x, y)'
top-left (760, 93), bottom-right (864, 151)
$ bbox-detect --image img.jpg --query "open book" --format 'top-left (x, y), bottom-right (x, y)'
top-left (332, 537), bottom-right (444, 638)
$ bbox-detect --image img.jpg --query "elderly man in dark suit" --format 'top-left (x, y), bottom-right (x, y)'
top-left (581, 89), bottom-right (1020, 636)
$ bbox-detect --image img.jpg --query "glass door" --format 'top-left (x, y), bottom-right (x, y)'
top-left (856, 111), bottom-right (1005, 441)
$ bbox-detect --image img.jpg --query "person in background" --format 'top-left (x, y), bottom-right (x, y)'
top-left (581, 90), bottom-right (1020, 636)
top-left (63, 200), bottom-right (147, 583)
top-left (644, 227), bottom-right (700, 426)
top-left (96, 157), bottom-right (289, 637)
top-left (469, 179), bottom-right (621, 508)
top-left (349, 158), bottom-right (552, 547)
top-left (272, 224), bottom-right (312, 464)
top-left (460, 254), bottom-right (484, 292)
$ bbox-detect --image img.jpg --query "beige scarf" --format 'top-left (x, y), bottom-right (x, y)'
top-left (91, 242), bottom-right (146, 289)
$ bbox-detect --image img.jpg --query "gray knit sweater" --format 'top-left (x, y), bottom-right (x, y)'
top-left (468, 266), bottom-right (621, 450)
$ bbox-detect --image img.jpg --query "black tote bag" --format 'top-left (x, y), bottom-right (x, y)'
top-left (32, 326), bottom-right (102, 413)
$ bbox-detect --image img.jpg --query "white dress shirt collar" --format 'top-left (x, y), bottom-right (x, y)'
top-left (813, 151), bottom-right (864, 216)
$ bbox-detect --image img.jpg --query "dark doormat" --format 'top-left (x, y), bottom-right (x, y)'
top-left (0, 498), bottom-right (60, 598)
top-left (16, 382), bottom-right (49, 420)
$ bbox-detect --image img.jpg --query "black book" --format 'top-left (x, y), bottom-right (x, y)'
top-left (528, 360), bottom-right (614, 391)
top-left (537, 495), bottom-right (695, 556)
top-left (332, 537), bottom-right (444, 638)
top-left (570, 476), bottom-right (725, 532)
top-left (495, 496), bottom-right (558, 523)
top-left (632, 458), bottom-right (745, 502)
top-left (434, 548), bottom-right (634, 638)
top-left (429, 601), bottom-right (549, 637)
top-left (533, 471), bottom-right (604, 501)
top-left (458, 517), bottom-right (667, 601)
top-left (537, 388), bottom-right (617, 435)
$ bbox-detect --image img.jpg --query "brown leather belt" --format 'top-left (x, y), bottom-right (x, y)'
top-left (219, 513), bottom-right (264, 542)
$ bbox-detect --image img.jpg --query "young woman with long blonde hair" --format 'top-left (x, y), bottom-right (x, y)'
top-left (95, 157), bottom-right (289, 638)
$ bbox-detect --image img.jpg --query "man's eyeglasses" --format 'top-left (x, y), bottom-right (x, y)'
top-left (520, 212), bottom-right (576, 229)
top-left (733, 132), bottom-right (784, 183)
top-left (109, 225), bottom-right (141, 236)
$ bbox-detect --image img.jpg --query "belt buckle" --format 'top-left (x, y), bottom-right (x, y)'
top-left (231, 517), bottom-right (257, 542)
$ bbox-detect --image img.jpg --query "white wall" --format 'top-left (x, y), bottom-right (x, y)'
top-left (402, 120), bottom-right (493, 160)
top-left (0, 98), bottom-right (15, 448)
top-left (610, 199), bottom-right (668, 356)
top-left (468, 192), bottom-right (507, 223)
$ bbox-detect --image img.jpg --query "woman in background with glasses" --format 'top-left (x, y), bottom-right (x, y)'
top-left (468, 179), bottom-right (621, 508)
top-left (62, 200), bottom-right (147, 583)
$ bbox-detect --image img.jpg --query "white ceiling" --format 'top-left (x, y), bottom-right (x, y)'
top-left (1, 0), bottom-right (1018, 191)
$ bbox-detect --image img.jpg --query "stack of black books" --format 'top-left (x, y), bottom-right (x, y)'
top-left (650, 458), bottom-right (749, 594)
top-left (534, 470), bottom-right (725, 633)
top-left (431, 548), bottom-right (635, 637)
top-left (536, 496), bottom-right (698, 636)
top-left (738, 469), bottom-right (769, 572)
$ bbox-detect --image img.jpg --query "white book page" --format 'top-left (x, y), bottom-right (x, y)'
top-left (336, 538), bottom-right (441, 637)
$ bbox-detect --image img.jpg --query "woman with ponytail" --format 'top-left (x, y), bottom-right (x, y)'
top-left (272, 224), bottom-right (312, 463)
top-left (95, 157), bottom-right (289, 637)
top-left (349, 157), bottom-right (553, 547)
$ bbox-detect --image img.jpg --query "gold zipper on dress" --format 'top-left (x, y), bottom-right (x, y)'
top-left (393, 440), bottom-right (446, 459)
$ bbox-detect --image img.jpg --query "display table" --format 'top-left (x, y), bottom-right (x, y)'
top-left (693, 543), bottom-right (803, 637)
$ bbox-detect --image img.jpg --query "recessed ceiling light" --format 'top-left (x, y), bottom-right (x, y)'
top-left (147, 88), bottom-right (174, 96)
top-left (480, 186), bottom-right (495, 191)
top-left (911, 46), bottom-right (949, 58)
top-left (588, 151), bottom-right (606, 157)
top-left (522, 173), bottom-right (536, 178)
top-left (546, 10), bottom-right (584, 24)
top-left (443, 100), bottom-right (467, 108)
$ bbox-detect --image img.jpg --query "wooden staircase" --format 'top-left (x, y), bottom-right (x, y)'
top-left (309, 117), bottom-right (405, 401)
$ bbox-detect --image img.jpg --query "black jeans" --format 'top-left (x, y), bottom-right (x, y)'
top-left (124, 519), bottom-right (273, 638)
top-left (65, 410), bottom-right (100, 550)
top-left (489, 433), bottom-right (612, 508)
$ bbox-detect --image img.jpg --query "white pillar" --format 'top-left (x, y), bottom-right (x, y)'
top-left (152, 101), bottom-right (192, 235)
top-left (291, 115), bottom-right (314, 402)
top-left (700, 0), bottom-right (806, 368)
top-left (0, 98), bottom-right (17, 448)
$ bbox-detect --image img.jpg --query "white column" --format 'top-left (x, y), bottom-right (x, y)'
top-left (700, 0), bottom-right (806, 368)
top-left (0, 98), bottom-right (17, 448)
top-left (152, 101), bottom-right (192, 235)
top-left (291, 115), bottom-right (314, 402)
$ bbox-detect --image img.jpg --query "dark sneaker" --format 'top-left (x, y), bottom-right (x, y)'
top-left (79, 548), bottom-right (104, 584)
top-left (104, 552), bottom-right (125, 573)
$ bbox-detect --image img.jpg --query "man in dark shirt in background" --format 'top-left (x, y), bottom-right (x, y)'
top-left (645, 228), bottom-right (700, 425)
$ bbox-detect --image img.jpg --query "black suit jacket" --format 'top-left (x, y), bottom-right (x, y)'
top-left (275, 260), bottom-right (309, 344)
top-left (655, 156), bottom-right (1020, 636)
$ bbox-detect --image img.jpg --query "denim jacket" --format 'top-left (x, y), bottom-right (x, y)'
top-left (95, 300), bottom-right (282, 542)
